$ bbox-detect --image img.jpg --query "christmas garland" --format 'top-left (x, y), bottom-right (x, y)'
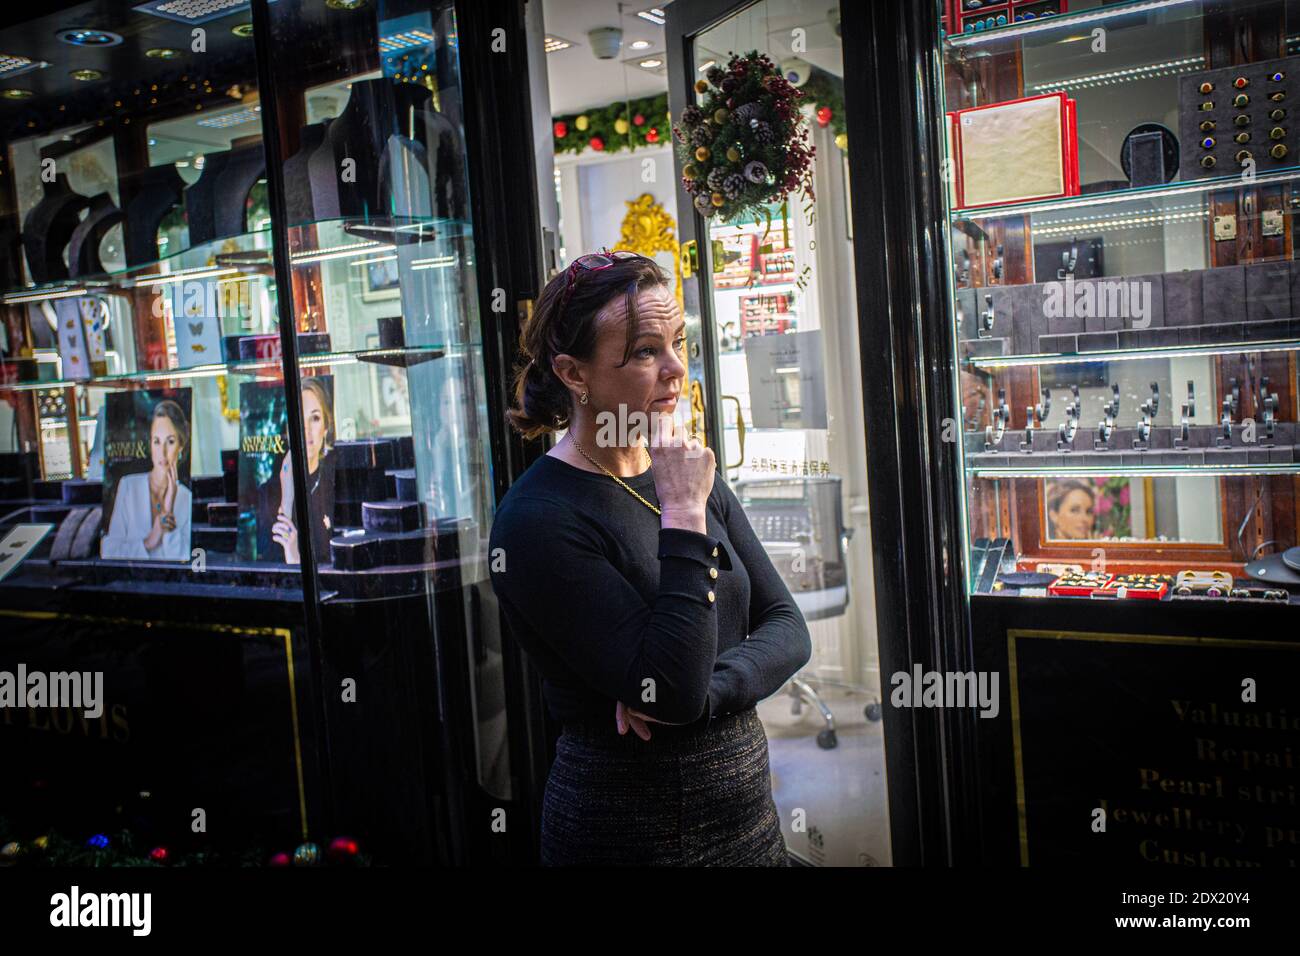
top-left (801, 69), bottom-right (847, 145)
top-left (672, 51), bottom-right (815, 223)
top-left (552, 93), bottom-right (670, 155)
top-left (549, 69), bottom-right (847, 160)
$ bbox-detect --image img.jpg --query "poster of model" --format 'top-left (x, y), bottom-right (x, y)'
top-left (99, 388), bottom-right (193, 561)
top-left (236, 376), bottom-right (335, 564)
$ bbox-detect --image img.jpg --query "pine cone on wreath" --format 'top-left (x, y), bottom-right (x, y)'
top-left (744, 160), bottom-right (769, 184)
top-left (722, 173), bottom-right (745, 200)
top-left (750, 119), bottom-right (775, 144)
top-left (690, 125), bottom-right (712, 147)
top-left (706, 167), bottom-right (729, 191)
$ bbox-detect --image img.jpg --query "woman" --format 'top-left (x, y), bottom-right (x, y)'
top-left (101, 399), bottom-right (192, 560)
top-left (489, 251), bottom-right (812, 866)
top-left (261, 377), bottom-right (336, 564)
top-left (1047, 479), bottom-right (1097, 540)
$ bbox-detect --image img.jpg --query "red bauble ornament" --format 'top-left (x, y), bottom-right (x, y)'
top-left (589, 136), bottom-right (605, 151)
top-left (328, 836), bottom-right (360, 862)
top-left (816, 106), bottom-right (832, 128)
top-left (553, 121), bottom-right (567, 139)
top-left (632, 113), bottom-right (645, 126)
top-left (149, 846), bottom-right (169, 864)
top-left (645, 127), bottom-right (659, 143)
top-left (268, 852), bottom-right (291, 867)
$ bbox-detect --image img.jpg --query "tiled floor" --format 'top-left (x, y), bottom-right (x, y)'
top-left (759, 685), bottom-right (891, 866)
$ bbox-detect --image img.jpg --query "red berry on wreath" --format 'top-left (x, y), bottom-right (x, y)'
top-left (590, 136), bottom-right (605, 151)
top-left (553, 121), bottom-right (567, 138)
top-left (816, 107), bottom-right (832, 128)
top-left (646, 127), bottom-right (659, 143)
top-left (268, 852), bottom-right (291, 867)
top-left (633, 113), bottom-right (645, 126)
top-left (149, 846), bottom-right (170, 864)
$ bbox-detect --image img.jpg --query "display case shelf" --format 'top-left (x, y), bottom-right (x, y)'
top-left (966, 338), bottom-right (1300, 369)
top-left (946, 0), bottom-right (1200, 49)
top-left (971, 462), bottom-right (1300, 478)
top-left (0, 344), bottom-right (447, 392)
top-left (0, 230), bottom-right (277, 305)
top-left (0, 216), bottom-right (471, 306)
top-left (950, 165), bottom-right (1300, 222)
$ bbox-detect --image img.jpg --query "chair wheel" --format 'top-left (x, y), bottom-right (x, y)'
top-left (817, 729), bottom-right (838, 749)
top-left (864, 702), bottom-right (882, 722)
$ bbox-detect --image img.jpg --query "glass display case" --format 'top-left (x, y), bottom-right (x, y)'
top-left (0, 0), bottom-right (528, 864)
top-left (0, 2), bottom-right (494, 600)
top-left (940, 0), bottom-right (1300, 604)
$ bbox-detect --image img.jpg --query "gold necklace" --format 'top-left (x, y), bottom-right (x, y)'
top-left (570, 438), bottom-right (660, 516)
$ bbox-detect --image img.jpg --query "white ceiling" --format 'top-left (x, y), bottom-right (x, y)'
top-left (540, 0), bottom-right (844, 115)
top-left (541, 0), bottom-right (671, 114)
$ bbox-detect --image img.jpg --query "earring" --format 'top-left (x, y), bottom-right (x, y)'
top-left (579, 391), bottom-right (589, 405)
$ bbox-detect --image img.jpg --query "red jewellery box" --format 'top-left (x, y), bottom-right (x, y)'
top-left (1094, 574), bottom-right (1171, 600)
top-left (951, 92), bottom-right (1079, 209)
top-left (1047, 570), bottom-right (1113, 597)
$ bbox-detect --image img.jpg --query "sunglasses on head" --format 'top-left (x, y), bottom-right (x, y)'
top-left (557, 249), bottom-right (647, 314)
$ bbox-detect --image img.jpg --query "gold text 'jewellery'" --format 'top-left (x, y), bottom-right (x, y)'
top-left (570, 437), bottom-right (660, 516)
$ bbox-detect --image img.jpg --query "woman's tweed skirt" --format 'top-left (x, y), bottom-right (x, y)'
top-left (542, 706), bottom-right (789, 866)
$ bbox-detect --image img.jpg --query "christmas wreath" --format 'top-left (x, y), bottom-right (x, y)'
top-left (673, 50), bottom-right (815, 222)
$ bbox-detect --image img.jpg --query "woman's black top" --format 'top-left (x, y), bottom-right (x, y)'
top-left (489, 454), bottom-right (812, 728)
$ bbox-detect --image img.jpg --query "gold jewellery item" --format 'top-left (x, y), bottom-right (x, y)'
top-left (570, 437), bottom-right (661, 516)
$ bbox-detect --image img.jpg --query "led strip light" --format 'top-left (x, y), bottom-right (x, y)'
top-left (970, 338), bottom-right (1300, 370)
top-left (1028, 56), bottom-right (1205, 94)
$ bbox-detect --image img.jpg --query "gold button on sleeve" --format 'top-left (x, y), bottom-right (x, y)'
top-left (709, 567), bottom-right (718, 580)
top-left (707, 590), bottom-right (716, 603)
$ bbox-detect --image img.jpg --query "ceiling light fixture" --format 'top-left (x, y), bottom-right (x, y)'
top-left (0, 55), bottom-right (50, 79)
top-left (195, 107), bottom-right (260, 129)
top-left (635, 7), bottom-right (666, 26)
top-left (70, 69), bottom-right (103, 81)
top-left (56, 28), bottom-right (123, 47)
top-left (379, 28), bottom-right (435, 53)
top-left (232, 23), bottom-right (254, 37)
top-left (1, 88), bottom-right (35, 99)
top-left (133, 0), bottom-right (250, 25)
top-left (145, 48), bottom-right (181, 59)
top-left (544, 35), bottom-right (573, 53)
top-left (630, 39), bottom-right (651, 50)
top-left (639, 58), bottom-right (663, 69)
